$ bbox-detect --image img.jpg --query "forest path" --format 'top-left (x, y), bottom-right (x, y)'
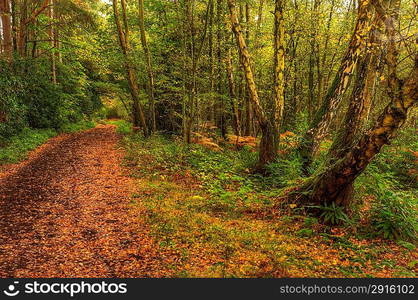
top-left (0, 124), bottom-right (165, 277)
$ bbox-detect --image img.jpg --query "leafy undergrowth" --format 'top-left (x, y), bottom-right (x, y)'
top-left (0, 120), bottom-right (95, 165)
top-left (118, 124), bottom-right (417, 278)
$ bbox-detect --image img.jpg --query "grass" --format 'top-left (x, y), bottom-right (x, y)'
top-left (116, 127), bottom-right (417, 278)
top-left (0, 120), bottom-right (96, 165)
top-left (104, 119), bottom-right (133, 135)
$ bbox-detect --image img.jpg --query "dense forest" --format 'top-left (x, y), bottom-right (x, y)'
top-left (0, 0), bottom-right (417, 278)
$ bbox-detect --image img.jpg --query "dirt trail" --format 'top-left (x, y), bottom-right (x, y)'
top-left (0, 124), bottom-right (166, 277)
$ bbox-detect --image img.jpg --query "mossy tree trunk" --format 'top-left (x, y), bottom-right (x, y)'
top-left (298, 0), bottom-right (375, 173)
top-left (296, 0), bottom-right (417, 206)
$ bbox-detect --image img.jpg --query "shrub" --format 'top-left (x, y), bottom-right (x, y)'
top-left (310, 202), bottom-right (350, 225)
top-left (369, 190), bottom-right (417, 241)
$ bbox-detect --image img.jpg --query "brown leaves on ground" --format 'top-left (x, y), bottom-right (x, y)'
top-left (0, 124), bottom-right (173, 278)
top-left (192, 132), bottom-right (223, 152)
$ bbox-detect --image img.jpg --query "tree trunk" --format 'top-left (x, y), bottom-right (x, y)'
top-left (296, 0), bottom-right (417, 206)
top-left (208, 0), bottom-right (215, 123)
top-left (296, 58), bottom-right (417, 205)
top-left (0, 0), bottom-right (13, 60)
top-left (298, 0), bottom-right (374, 173)
top-left (48, 0), bottom-right (56, 83)
top-left (226, 46), bottom-right (241, 136)
top-left (112, 0), bottom-right (148, 135)
top-left (138, 0), bottom-right (156, 133)
top-left (17, 0), bottom-right (49, 57)
top-left (227, 0), bottom-right (277, 171)
top-left (216, 0), bottom-right (226, 138)
top-left (273, 0), bottom-right (285, 131)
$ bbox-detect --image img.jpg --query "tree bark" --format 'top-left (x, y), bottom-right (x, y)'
top-left (48, 0), bottom-right (56, 83)
top-left (112, 0), bottom-right (148, 135)
top-left (227, 0), bottom-right (277, 171)
top-left (296, 57), bottom-right (417, 205)
top-left (0, 0), bottom-right (13, 60)
top-left (298, 0), bottom-right (375, 173)
top-left (226, 46), bottom-right (241, 136)
top-left (295, 0), bottom-right (417, 206)
top-left (17, 0), bottom-right (49, 57)
top-left (138, 0), bottom-right (156, 133)
top-left (273, 0), bottom-right (285, 131)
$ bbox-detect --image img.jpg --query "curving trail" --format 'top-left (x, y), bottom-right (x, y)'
top-left (0, 124), bottom-right (166, 278)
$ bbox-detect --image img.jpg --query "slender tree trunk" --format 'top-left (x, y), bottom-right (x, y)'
top-left (48, 0), bottom-right (56, 83)
top-left (138, 0), bottom-right (156, 133)
top-left (273, 0), bottom-right (285, 131)
top-left (226, 46), bottom-right (241, 136)
top-left (17, 0), bottom-right (49, 57)
top-left (216, 0), bottom-right (226, 138)
top-left (227, 0), bottom-right (277, 171)
top-left (112, 0), bottom-right (148, 135)
top-left (209, 0), bottom-right (215, 123)
top-left (242, 4), bottom-right (252, 136)
top-left (282, 0), bottom-right (299, 131)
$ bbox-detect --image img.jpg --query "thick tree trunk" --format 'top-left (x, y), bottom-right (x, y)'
top-left (138, 0), bottom-right (156, 133)
top-left (298, 0), bottom-right (374, 173)
top-left (296, 0), bottom-right (417, 206)
top-left (112, 0), bottom-right (148, 135)
top-left (0, 0), bottom-right (13, 60)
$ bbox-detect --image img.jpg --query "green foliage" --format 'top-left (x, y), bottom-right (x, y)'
top-left (106, 119), bottom-right (132, 135)
top-left (397, 240), bottom-right (416, 251)
top-left (0, 58), bottom-right (103, 142)
top-left (371, 127), bottom-right (418, 189)
top-left (369, 190), bottom-right (417, 241)
top-left (310, 202), bottom-right (350, 225)
top-left (296, 228), bottom-right (314, 237)
top-left (0, 120), bottom-right (96, 165)
top-left (61, 120), bottom-right (96, 133)
top-left (265, 153), bottom-right (303, 187)
top-left (0, 62), bottom-right (27, 139)
top-left (0, 128), bottom-right (57, 164)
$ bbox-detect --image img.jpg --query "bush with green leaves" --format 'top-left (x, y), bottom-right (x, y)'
top-left (309, 202), bottom-right (350, 225)
top-left (265, 153), bottom-right (303, 187)
top-left (0, 57), bottom-right (103, 143)
top-left (369, 190), bottom-right (417, 241)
